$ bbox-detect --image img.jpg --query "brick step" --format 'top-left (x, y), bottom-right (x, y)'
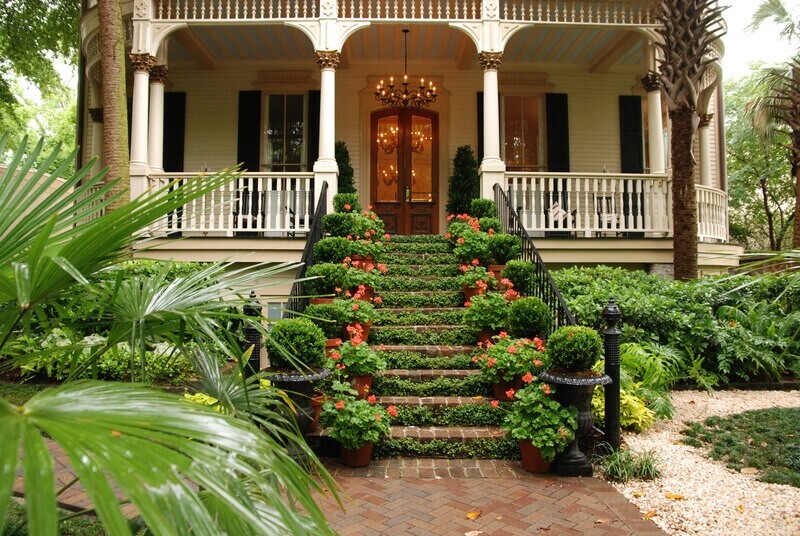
top-left (388, 235), bottom-right (450, 244)
top-left (384, 242), bottom-right (453, 254)
top-left (382, 253), bottom-right (459, 265)
top-left (376, 291), bottom-right (465, 308)
top-left (369, 325), bottom-right (476, 346)
top-left (310, 425), bottom-right (505, 442)
top-left (378, 369), bottom-right (480, 381)
top-left (376, 395), bottom-right (492, 408)
top-left (389, 425), bottom-right (506, 442)
top-left (371, 344), bottom-right (475, 356)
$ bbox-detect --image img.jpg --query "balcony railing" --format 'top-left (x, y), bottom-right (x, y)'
top-left (151, 0), bottom-right (660, 23)
top-left (147, 172), bottom-right (314, 237)
top-left (505, 172), bottom-right (728, 242)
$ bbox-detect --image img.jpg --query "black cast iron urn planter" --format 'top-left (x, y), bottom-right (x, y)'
top-left (269, 367), bottom-right (332, 434)
top-left (539, 371), bottom-right (612, 477)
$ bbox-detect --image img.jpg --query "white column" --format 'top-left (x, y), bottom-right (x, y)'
top-left (129, 53), bottom-right (155, 198)
top-left (642, 72), bottom-right (665, 174)
top-left (313, 51), bottom-right (340, 214)
top-left (478, 52), bottom-right (506, 199)
top-left (148, 65), bottom-right (168, 173)
top-left (699, 114), bottom-right (713, 187)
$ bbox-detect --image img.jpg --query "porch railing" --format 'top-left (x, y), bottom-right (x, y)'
top-left (505, 172), bottom-right (728, 242)
top-left (506, 172), bottom-right (671, 238)
top-left (151, 0), bottom-right (660, 23)
top-left (696, 185), bottom-right (728, 242)
top-left (494, 184), bottom-right (576, 329)
top-left (285, 181), bottom-right (328, 316)
top-left (148, 172), bottom-right (314, 237)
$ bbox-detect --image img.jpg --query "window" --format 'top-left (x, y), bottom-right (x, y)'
top-left (263, 94), bottom-right (306, 172)
top-left (502, 95), bottom-right (541, 172)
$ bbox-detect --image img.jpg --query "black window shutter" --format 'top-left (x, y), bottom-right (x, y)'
top-left (307, 89), bottom-right (320, 167)
top-left (477, 92), bottom-right (484, 161)
top-left (545, 93), bottom-right (570, 172)
top-left (163, 92), bottom-right (186, 172)
top-left (237, 90), bottom-right (261, 171)
top-left (619, 95), bottom-right (644, 173)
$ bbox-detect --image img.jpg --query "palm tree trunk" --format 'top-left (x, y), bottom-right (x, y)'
top-left (97, 0), bottom-right (130, 212)
top-left (794, 164), bottom-right (800, 248)
top-left (670, 104), bottom-right (698, 280)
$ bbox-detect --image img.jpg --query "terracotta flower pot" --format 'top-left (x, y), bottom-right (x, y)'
top-left (352, 285), bottom-right (375, 301)
top-left (340, 441), bottom-right (374, 467)
top-left (519, 440), bottom-right (552, 473)
top-left (309, 391), bottom-right (326, 433)
top-left (476, 327), bottom-right (497, 345)
top-left (488, 264), bottom-right (506, 282)
top-left (492, 376), bottom-right (524, 401)
top-left (309, 297), bottom-right (335, 305)
top-left (325, 338), bottom-right (342, 357)
top-left (347, 373), bottom-right (374, 400)
top-left (351, 254), bottom-right (375, 269)
top-left (462, 285), bottom-right (487, 303)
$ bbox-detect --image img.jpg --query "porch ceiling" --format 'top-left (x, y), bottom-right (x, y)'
top-left (168, 24), bottom-right (645, 71)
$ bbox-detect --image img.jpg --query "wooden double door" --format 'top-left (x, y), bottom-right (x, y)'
top-left (370, 108), bottom-right (439, 235)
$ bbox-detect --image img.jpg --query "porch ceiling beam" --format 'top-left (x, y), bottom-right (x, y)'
top-left (174, 29), bottom-right (217, 70)
top-left (588, 31), bottom-right (640, 73)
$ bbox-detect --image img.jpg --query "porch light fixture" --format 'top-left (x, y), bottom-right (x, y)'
top-left (375, 29), bottom-right (437, 108)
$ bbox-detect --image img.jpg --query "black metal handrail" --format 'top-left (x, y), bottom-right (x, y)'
top-left (494, 183), bottom-right (576, 328)
top-left (285, 181), bottom-right (328, 316)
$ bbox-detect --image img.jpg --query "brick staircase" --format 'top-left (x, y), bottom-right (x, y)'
top-left (364, 234), bottom-right (518, 459)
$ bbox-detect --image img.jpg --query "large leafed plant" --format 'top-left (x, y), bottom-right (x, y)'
top-left (0, 135), bottom-right (338, 535)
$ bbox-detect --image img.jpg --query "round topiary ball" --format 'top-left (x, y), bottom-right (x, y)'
top-left (266, 318), bottom-right (327, 369)
top-left (508, 297), bottom-right (552, 339)
top-left (546, 325), bottom-right (603, 372)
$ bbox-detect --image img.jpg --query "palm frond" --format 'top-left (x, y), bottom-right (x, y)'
top-left (0, 381), bottom-right (336, 535)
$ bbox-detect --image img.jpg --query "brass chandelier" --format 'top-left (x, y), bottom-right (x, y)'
top-left (374, 29), bottom-right (437, 108)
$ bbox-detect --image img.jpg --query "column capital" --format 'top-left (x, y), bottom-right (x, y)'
top-left (699, 113), bottom-right (714, 128)
top-left (129, 53), bottom-right (156, 73)
top-left (479, 52), bottom-right (503, 71)
top-left (150, 65), bottom-right (169, 84)
top-left (316, 50), bottom-right (340, 70)
top-left (89, 108), bottom-right (104, 123)
top-left (641, 71), bottom-right (661, 92)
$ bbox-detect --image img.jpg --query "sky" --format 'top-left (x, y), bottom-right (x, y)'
top-left (721, 2), bottom-right (796, 80)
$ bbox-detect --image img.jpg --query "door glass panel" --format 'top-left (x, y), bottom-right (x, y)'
top-left (410, 115), bottom-right (433, 202)
top-left (376, 114), bottom-right (400, 202)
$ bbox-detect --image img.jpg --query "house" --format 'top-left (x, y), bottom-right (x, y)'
top-left (77, 0), bottom-right (741, 279)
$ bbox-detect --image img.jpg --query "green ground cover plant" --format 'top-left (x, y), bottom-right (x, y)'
top-left (373, 437), bottom-right (518, 459)
top-left (594, 446), bottom-right (661, 482)
top-left (370, 375), bottom-right (491, 397)
top-left (368, 327), bottom-right (476, 346)
top-left (681, 407), bottom-right (800, 488)
top-left (380, 351), bottom-right (476, 370)
top-left (3, 500), bottom-right (108, 535)
top-left (391, 403), bottom-right (505, 427)
top-left (374, 310), bottom-right (465, 327)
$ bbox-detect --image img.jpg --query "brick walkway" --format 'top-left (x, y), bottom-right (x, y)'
top-left (16, 439), bottom-right (664, 535)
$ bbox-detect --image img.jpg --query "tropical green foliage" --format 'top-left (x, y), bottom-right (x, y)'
top-left (553, 265), bottom-right (800, 385)
top-left (0, 136), bottom-right (337, 534)
top-left (725, 71), bottom-right (795, 250)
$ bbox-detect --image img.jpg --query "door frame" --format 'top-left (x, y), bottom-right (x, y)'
top-left (369, 107), bottom-right (439, 235)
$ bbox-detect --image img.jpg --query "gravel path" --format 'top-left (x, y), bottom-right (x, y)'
top-left (613, 390), bottom-right (800, 536)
